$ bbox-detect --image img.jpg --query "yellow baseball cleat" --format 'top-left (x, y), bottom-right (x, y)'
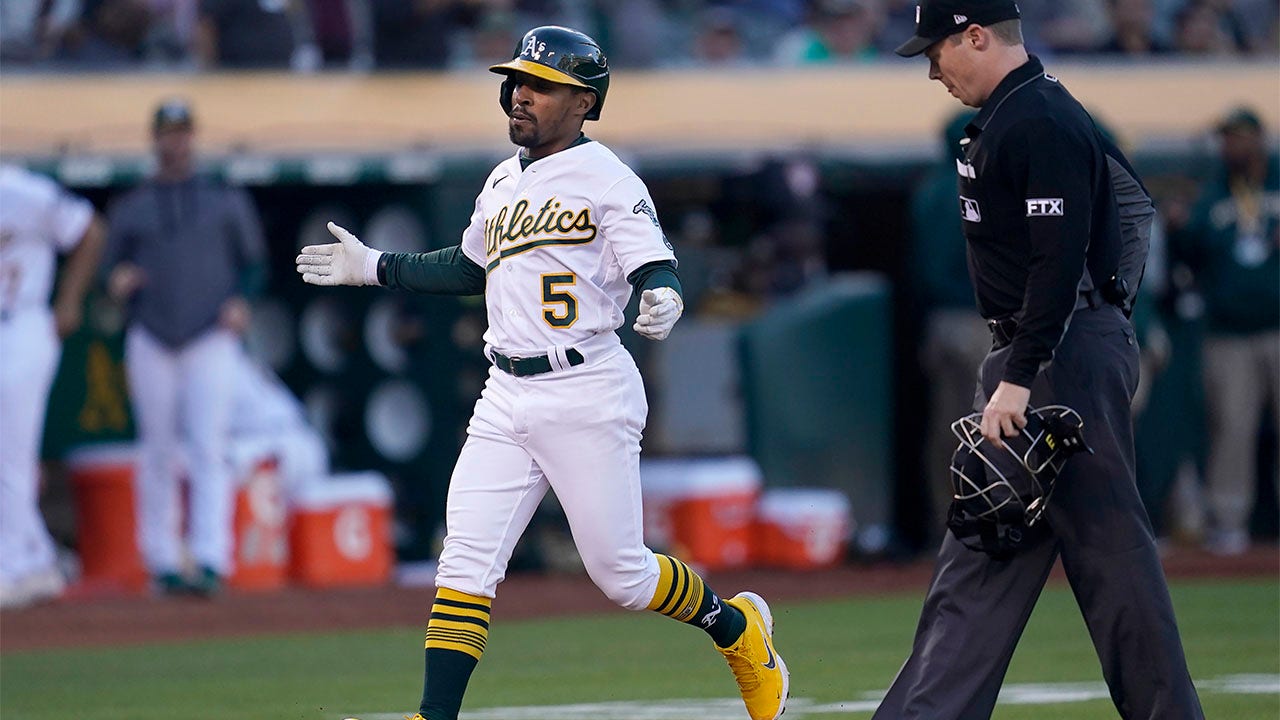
top-left (717, 591), bottom-right (789, 720)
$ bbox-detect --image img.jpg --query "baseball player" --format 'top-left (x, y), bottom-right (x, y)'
top-left (103, 99), bottom-right (267, 597)
top-left (0, 164), bottom-right (105, 608)
top-left (296, 26), bottom-right (788, 720)
top-left (0, 162), bottom-right (104, 604)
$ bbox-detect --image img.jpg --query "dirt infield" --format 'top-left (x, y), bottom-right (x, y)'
top-left (2, 544), bottom-right (1275, 653)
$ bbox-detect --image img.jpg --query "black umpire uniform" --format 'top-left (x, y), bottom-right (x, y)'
top-left (876, 2), bottom-right (1204, 719)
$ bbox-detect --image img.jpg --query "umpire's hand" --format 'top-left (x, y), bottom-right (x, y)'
top-left (295, 222), bottom-right (381, 286)
top-left (981, 381), bottom-right (1031, 449)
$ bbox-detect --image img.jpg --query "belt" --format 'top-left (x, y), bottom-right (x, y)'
top-left (988, 290), bottom-right (1124, 349)
top-left (491, 348), bottom-right (585, 377)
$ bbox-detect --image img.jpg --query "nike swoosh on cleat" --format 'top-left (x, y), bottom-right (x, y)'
top-left (762, 641), bottom-right (777, 670)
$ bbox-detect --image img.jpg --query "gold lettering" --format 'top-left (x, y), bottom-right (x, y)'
top-left (484, 198), bottom-right (598, 266)
top-left (79, 341), bottom-right (128, 433)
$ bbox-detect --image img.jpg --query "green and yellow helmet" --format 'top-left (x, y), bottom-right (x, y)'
top-left (489, 26), bottom-right (610, 121)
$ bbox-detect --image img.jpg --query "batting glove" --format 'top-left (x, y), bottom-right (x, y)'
top-left (295, 222), bottom-right (382, 286)
top-left (633, 287), bottom-right (684, 341)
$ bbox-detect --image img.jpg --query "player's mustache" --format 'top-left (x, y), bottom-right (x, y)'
top-left (510, 108), bottom-right (535, 122)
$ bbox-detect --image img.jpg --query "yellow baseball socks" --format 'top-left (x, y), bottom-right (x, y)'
top-left (648, 554), bottom-right (747, 647)
top-left (419, 587), bottom-right (491, 720)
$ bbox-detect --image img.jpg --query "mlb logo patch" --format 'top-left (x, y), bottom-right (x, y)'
top-left (960, 195), bottom-right (982, 222)
top-left (1026, 198), bottom-right (1064, 216)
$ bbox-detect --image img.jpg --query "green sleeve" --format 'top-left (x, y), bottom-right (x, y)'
top-left (237, 261), bottom-right (267, 299)
top-left (626, 260), bottom-right (683, 297)
top-left (379, 245), bottom-right (486, 295)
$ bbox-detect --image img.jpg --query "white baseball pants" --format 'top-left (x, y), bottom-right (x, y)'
top-left (0, 309), bottom-right (62, 584)
top-left (125, 325), bottom-right (239, 575)
top-left (435, 346), bottom-right (661, 609)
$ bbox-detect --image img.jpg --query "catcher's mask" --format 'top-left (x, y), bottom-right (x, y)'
top-left (946, 404), bottom-right (1093, 559)
top-left (490, 26), bottom-right (610, 121)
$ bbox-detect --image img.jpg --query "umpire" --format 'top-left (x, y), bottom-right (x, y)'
top-left (877, 2), bottom-right (1203, 718)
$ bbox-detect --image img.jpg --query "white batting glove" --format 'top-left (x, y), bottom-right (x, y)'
top-left (633, 287), bottom-right (684, 341)
top-left (295, 222), bottom-right (382, 286)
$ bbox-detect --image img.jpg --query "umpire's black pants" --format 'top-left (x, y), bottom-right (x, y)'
top-left (873, 305), bottom-right (1204, 720)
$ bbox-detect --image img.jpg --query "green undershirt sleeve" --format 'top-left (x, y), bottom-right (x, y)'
top-left (627, 259), bottom-right (682, 297)
top-left (378, 245), bottom-right (486, 296)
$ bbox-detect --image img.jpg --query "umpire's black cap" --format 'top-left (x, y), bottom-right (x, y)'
top-left (895, 0), bottom-right (1021, 57)
top-left (152, 98), bottom-right (195, 134)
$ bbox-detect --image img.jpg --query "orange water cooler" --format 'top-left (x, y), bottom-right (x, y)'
top-left (752, 488), bottom-right (853, 570)
top-left (65, 443), bottom-right (148, 591)
top-left (641, 456), bottom-right (762, 571)
top-left (229, 456), bottom-right (289, 591)
top-left (288, 472), bottom-right (394, 588)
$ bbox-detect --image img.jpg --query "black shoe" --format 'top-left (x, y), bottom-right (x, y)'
top-left (190, 566), bottom-right (223, 597)
top-left (154, 572), bottom-right (191, 596)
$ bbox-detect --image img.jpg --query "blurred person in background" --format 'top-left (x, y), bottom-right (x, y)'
top-left (775, 0), bottom-right (884, 64)
top-left (1017, 0), bottom-right (1111, 54)
top-left (302, 0), bottom-right (374, 69)
top-left (103, 99), bottom-right (267, 596)
top-left (57, 0), bottom-right (153, 67)
top-left (1093, 0), bottom-right (1175, 55)
top-left (1194, 0), bottom-right (1275, 54)
top-left (195, 0), bottom-right (319, 70)
top-left (144, 0), bottom-right (200, 64)
top-left (0, 0), bottom-right (81, 63)
top-left (369, 0), bottom-right (457, 68)
top-left (0, 165), bottom-right (105, 609)
top-left (909, 110), bottom-right (989, 542)
top-left (1172, 0), bottom-right (1239, 55)
top-left (690, 6), bottom-right (751, 66)
top-left (225, 344), bottom-right (330, 493)
top-left (1171, 106), bottom-right (1279, 556)
top-left (448, 8), bottom-right (521, 69)
top-left (1132, 173), bottom-right (1210, 546)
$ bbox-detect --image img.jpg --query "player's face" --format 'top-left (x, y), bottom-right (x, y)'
top-left (153, 126), bottom-right (195, 178)
top-left (507, 73), bottom-right (594, 159)
top-left (925, 34), bottom-right (985, 108)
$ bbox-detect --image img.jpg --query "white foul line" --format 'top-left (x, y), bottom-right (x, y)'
top-left (343, 674), bottom-right (1279, 719)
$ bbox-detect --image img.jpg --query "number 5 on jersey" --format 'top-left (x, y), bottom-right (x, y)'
top-left (541, 273), bottom-right (578, 328)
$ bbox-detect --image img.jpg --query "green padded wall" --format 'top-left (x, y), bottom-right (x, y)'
top-left (739, 273), bottom-right (894, 553)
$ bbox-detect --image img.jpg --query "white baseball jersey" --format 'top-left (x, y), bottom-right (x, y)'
top-left (460, 141), bottom-right (675, 355)
top-left (0, 164), bottom-right (94, 315)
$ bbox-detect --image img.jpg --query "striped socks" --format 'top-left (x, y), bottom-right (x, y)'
top-left (647, 554), bottom-right (747, 648)
top-left (420, 587), bottom-right (492, 720)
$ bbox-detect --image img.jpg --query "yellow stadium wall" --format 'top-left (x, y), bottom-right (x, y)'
top-left (2, 62), bottom-right (1277, 157)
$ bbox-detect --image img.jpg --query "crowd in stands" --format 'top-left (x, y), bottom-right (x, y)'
top-left (1, 0), bottom-right (1276, 72)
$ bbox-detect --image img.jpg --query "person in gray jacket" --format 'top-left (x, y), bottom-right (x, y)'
top-left (104, 98), bottom-right (266, 596)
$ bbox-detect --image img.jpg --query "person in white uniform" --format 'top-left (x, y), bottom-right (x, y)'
top-left (296, 26), bottom-right (789, 720)
top-left (225, 344), bottom-right (329, 490)
top-left (103, 99), bottom-right (267, 596)
top-left (0, 164), bottom-right (105, 608)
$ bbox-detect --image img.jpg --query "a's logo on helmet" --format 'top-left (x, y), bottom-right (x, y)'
top-left (523, 35), bottom-right (546, 61)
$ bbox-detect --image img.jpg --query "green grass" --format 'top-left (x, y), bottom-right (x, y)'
top-left (1, 579), bottom-right (1276, 720)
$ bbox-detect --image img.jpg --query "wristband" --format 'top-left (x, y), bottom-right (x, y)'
top-left (364, 250), bottom-right (384, 286)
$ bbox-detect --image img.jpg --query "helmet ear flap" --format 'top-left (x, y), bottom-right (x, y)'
top-left (499, 77), bottom-right (516, 116)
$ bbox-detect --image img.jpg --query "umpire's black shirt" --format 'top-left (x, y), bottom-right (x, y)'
top-left (959, 56), bottom-right (1132, 388)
